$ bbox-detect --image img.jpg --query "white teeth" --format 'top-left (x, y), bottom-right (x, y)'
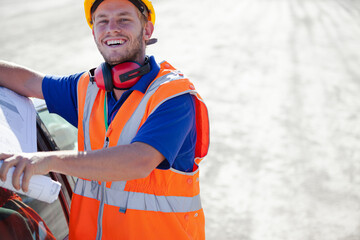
top-left (106, 39), bottom-right (125, 46)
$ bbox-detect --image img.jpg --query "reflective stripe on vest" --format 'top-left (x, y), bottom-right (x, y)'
top-left (82, 82), bottom-right (100, 151)
top-left (118, 74), bottom-right (196, 145)
top-left (74, 178), bottom-right (202, 213)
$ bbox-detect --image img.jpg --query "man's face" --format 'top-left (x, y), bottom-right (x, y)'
top-left (92, 0), bottom-right (151, 65)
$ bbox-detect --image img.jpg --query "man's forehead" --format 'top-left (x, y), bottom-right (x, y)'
top-left (92, 0), bottom-right (148, 19)
top-left (95, 0), bottom-right (133, 9)
top-left (93, 1), bottom-right (138, 19)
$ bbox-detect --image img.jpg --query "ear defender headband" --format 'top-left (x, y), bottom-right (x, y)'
top-left (89, 58), bottom-right (151, 91)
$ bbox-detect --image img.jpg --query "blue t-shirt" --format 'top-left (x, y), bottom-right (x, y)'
top-left (42, 56), bottom-right (196, 172)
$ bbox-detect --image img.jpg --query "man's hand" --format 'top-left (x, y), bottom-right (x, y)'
top-left (0, 152), bottom-right (52, 192)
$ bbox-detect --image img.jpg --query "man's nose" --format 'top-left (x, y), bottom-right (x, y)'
top-left (107, 19), bottom-right (121, 33)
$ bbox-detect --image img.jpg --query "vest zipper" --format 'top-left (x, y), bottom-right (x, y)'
top-left (104, 137), bottom-right (109, 148)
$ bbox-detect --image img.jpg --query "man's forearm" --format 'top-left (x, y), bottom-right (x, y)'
top-left (51, 142), bottom-right (164, 182)
top-left (0, 60), bottom-right (44, 99)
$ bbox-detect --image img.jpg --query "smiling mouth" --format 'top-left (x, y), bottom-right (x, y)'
top-left (105, 39), bottom-right (126, 47)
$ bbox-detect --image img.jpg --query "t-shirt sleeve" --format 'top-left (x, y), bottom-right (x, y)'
top-left (42, 72), bottom-right (84, 127)
top-left (131, 93), bottom-right (196, 171)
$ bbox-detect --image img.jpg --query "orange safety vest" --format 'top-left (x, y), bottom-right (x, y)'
top-left (69, 61), bottom-right (209, 240)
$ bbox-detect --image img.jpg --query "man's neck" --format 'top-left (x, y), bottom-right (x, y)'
top-left (113, 89), bottom-right (126, 101)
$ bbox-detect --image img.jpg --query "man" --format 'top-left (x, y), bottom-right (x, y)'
top-left (0, 0), bottom-right (209, 239)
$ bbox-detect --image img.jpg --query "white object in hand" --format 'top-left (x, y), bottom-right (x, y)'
top-left (0, 161), bottom-right (61, 204)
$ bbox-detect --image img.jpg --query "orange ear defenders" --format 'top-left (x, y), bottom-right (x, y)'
top-left (89, 58), bottom-right (151, 91)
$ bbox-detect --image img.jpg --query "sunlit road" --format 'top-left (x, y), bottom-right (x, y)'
top-left (1, 0), bottom-right (360, 239)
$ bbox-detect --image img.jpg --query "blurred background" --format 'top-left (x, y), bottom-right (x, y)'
top-left (1, 0), bottom-right (360, 239)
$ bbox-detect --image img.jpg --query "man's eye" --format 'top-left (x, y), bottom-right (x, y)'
top-left (98, 20), bottom-right (108, 25)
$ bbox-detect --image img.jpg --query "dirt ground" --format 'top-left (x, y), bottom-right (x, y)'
top-left (1, 0), bottom-right (360, 239)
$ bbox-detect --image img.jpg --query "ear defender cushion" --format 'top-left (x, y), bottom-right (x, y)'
top-left (111, 62), bottom-right (142, 90)
top-left (94, 62), bottom-right (114, 91)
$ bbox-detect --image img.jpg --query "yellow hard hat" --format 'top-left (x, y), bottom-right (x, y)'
top-left (84, 0), bottom-right (156, 28)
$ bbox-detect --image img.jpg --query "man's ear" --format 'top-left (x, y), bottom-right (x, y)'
top-left (143, 21), bottom-right (154, 41)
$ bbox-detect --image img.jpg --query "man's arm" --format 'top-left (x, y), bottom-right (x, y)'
top-left (0, 61), bottom-right (44, 99)
top-left (0, 142), bottom-right (164, 192)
